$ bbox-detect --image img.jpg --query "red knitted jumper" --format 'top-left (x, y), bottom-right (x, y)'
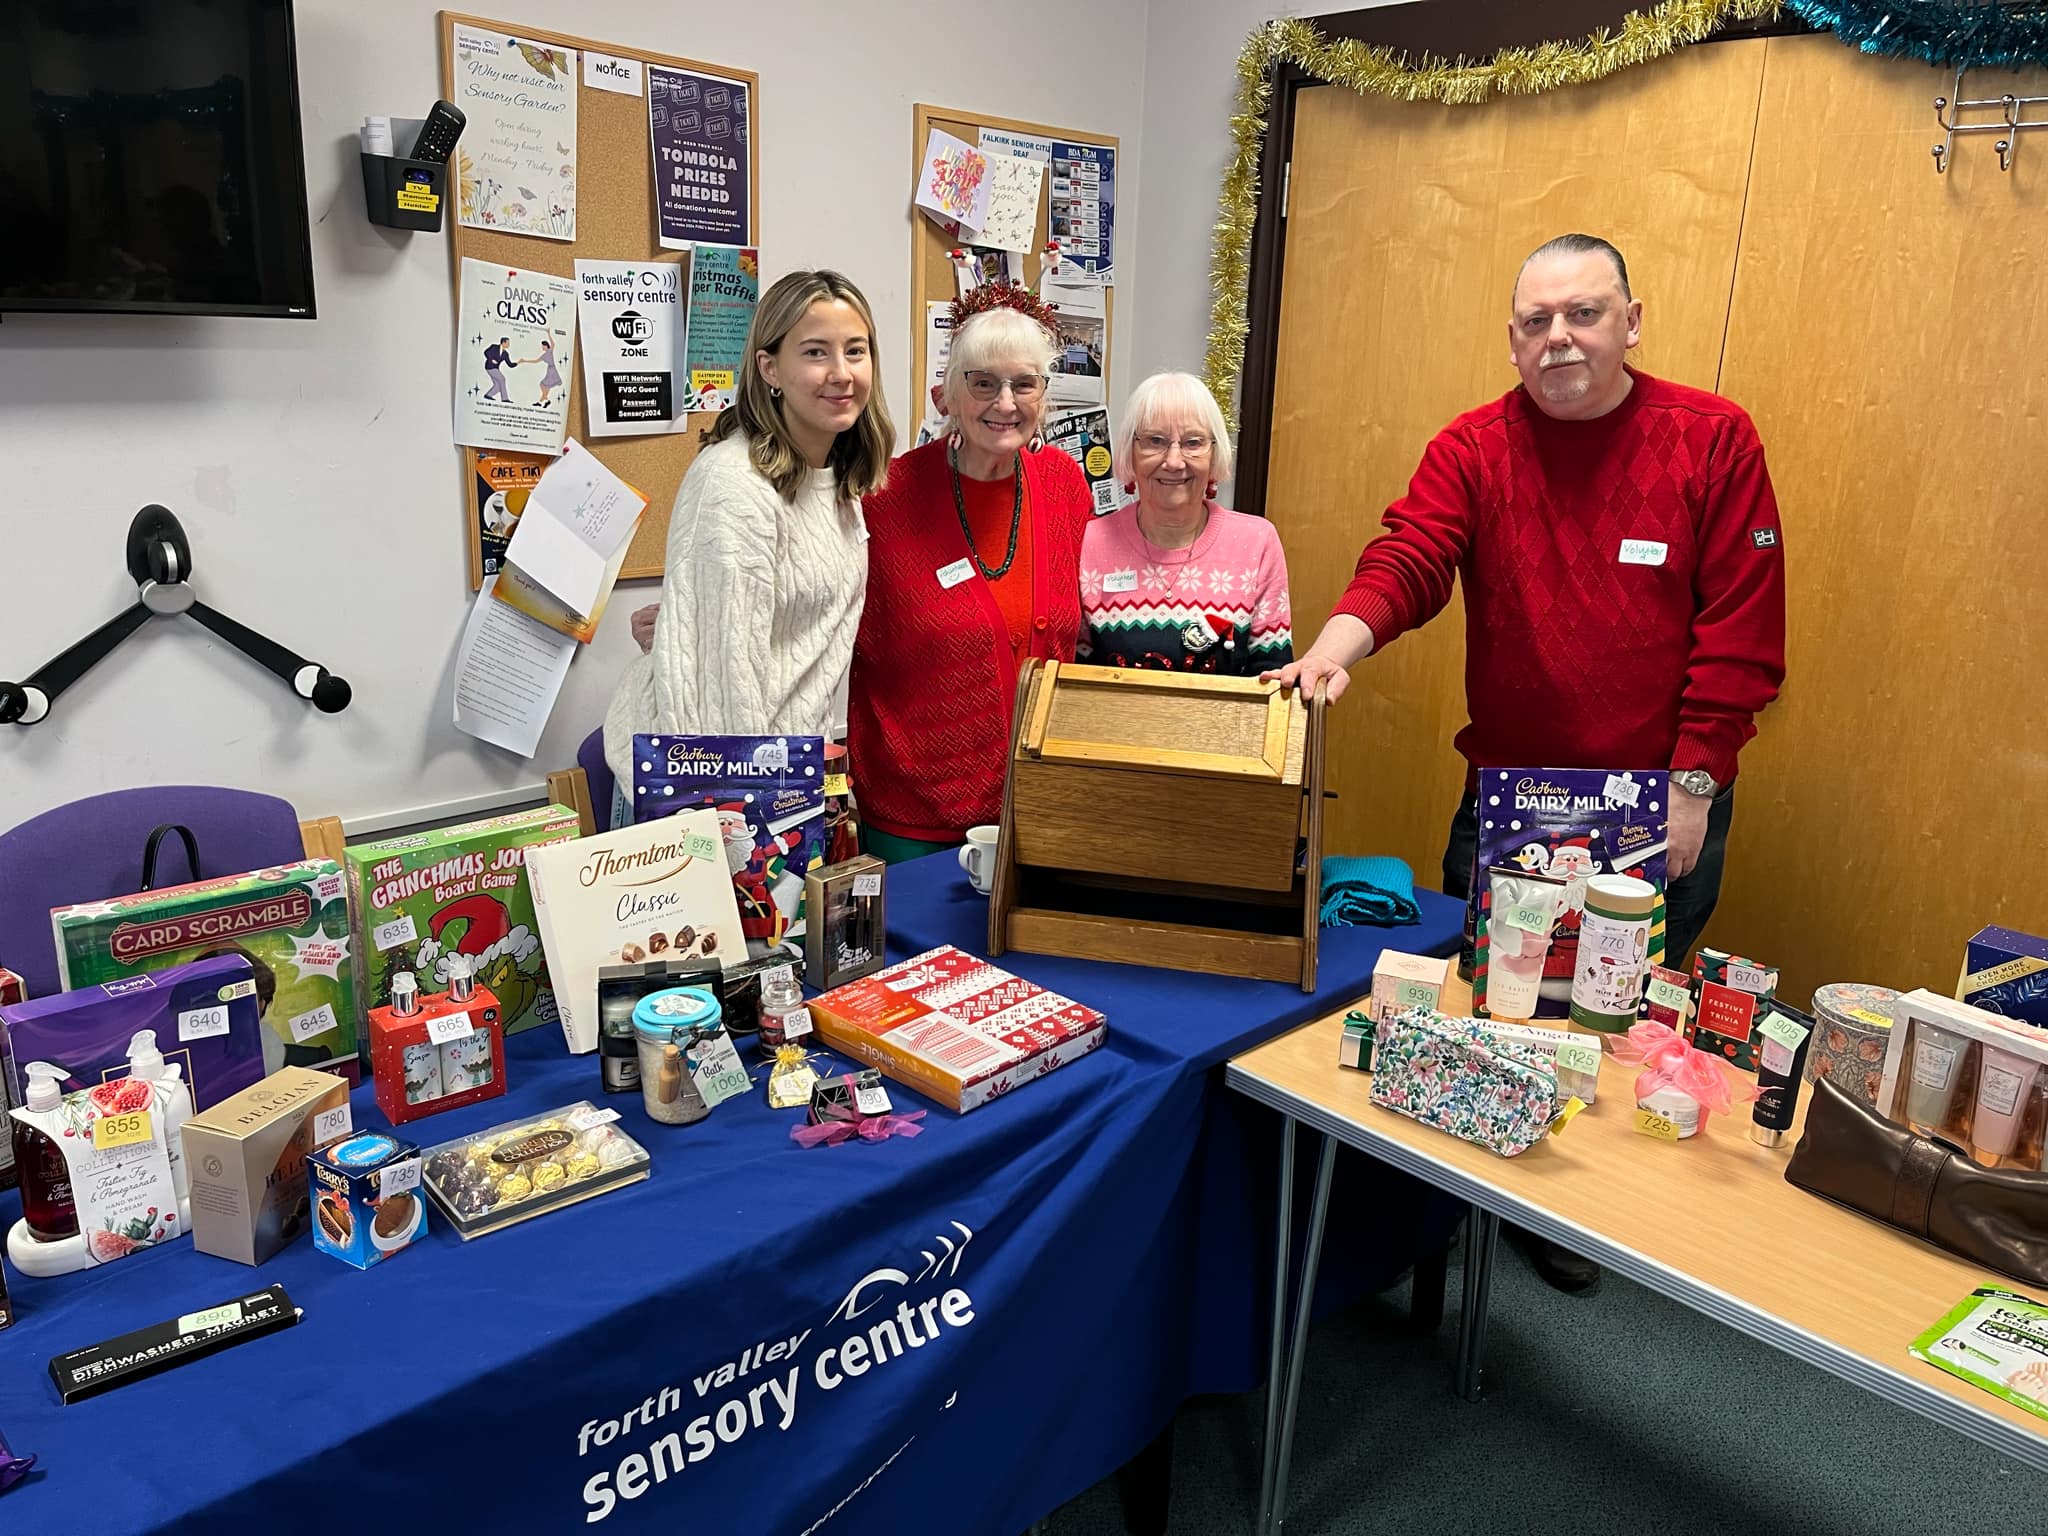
top-left (850, 439), bottom-right (1093, 842)
top-left (1334, 370), bottom-right (1785, 785)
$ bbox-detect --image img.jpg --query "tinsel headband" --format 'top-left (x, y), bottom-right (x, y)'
top-left (949, 278), bottom-right (1059, 334)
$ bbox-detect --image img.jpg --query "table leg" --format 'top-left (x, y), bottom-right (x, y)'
top-left (1453, 1205), bottom-right (1500, 1403)
top-left (1268, 1129), bottom-right (1336, 1536)
top-left (1255, 1116), bottom-right (1296, 1536)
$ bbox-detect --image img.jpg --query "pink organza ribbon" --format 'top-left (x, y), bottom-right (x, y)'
top-left (790, 1110), bottom-right (927, 1148)
top-left (1606, 1021), bottom-right (1758, 1128)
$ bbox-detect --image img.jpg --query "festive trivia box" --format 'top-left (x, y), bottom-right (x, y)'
top-left (808, 945), bottom-right (1108, 1112)
top-left (344, 806), bottom-right (580, 1044)
top-left (53, 860), bottom-right (359, 1084)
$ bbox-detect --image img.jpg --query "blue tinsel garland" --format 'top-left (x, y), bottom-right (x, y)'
top-left (1787, 0), bottom-right (2048, 66)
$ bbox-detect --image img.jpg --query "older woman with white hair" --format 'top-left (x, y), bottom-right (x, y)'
top-left (1077, 371), bottom-right (1292, 675)
top-left (847, 282), bottom-right (1094, 863)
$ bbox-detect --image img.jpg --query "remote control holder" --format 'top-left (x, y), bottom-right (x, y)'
top-left (361, 115), bottom-right (448, 233)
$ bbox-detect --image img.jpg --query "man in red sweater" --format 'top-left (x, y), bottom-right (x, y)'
top-left (1271, 234), bottom-right (1786, 1289)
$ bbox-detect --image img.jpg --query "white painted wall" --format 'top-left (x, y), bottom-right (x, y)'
top-left (0, 0), bottom-right (1409, 829)
top-left (0, 0), bottom-right (1148, 827)
top-left (1121, 0), bottom-right (1407, 494)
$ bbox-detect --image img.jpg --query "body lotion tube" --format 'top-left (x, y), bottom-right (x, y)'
top-left (1751, 1005), bottom-right (1813, 1148)
top-left (1970, 1043), bottom-right (2043, 1164)
top-left (1484, 867), bottom-right (1564, 1021)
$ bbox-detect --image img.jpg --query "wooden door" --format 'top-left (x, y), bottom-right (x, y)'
top-left (1713, 36), bottom-right (2048, 1002)
top-left (1264, 40), bottom-right (1766, 884)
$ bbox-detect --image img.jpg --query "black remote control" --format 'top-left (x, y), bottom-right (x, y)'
top-left (408, 100), bottom-right (466, 163)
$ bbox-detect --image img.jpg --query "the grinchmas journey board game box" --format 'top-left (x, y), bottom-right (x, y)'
top-left (344, 806), bottom-right (580, 1043)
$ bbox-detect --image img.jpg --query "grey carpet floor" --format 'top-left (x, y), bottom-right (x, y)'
top-left (1045, 1238), bottom-right (2046, 1535)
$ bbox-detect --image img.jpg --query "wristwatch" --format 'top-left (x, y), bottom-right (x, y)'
top-left (1671, 769), bottom-right (1718, 798)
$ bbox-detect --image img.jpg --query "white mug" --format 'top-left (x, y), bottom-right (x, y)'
top-left (958, 825), bottom-right (1000, 895)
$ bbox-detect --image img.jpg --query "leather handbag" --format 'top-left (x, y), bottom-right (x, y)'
top-left (1785, 1076), bottom-right (2048, 1286)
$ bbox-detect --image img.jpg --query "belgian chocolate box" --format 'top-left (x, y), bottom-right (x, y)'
top-left (182, 1066), bottom-right (352, 1266)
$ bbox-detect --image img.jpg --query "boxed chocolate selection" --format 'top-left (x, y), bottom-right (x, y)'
top-left (344, 805), bottom-right (580, 1042)
top-left (1468, 768), bottom-right (1668, 1019)
top-left (629, 734), bottom-right (827, 947)
top-left (421, 1102), bottom-right (650, 1239)
top-left (0, 953), bottom-right (268, 1114)
top-left (1960, 927), bottom-right (2048, 1031)
top-left (181, 1066), bottom-right (353, 1265)
top-left (808, 945), bottom-right (1108, 1112)
top-left (523, 811), bottom-right (747, 1053)
top-left (52, 859), bottom-right (359, 1083)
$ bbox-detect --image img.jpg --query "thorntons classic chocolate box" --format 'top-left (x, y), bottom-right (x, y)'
top-left (344, 806), bottom-right (581, 1043)
top-left (53, 860), bottom-right (359, 1083)
top-left (523, 810), bottom-right (746, 1054)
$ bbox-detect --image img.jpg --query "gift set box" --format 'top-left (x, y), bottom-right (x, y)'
top-left (182, 1065), bottom-right (353, 1265)
top-left (1876, 989), bottom-right (2048, 1169)
top-left (367, 973), bottom-right (506, 1126)
top-left (52, 859), bottom-right (359, 1084)
top-left (808, 945), bottom-right (1107, 1112)
top-left (523, 810), bottom-right (747, 1054)
top-left (0, 953), bottom-right (268, 1115)
top-left (1369, 952), bottom-right (1451, 1026)
top-left (344, 805), bottom-right (579, 1043)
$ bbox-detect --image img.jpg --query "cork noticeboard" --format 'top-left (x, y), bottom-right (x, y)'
top-left (908, 105), bottom-right (1116, 423)
top-left (441, 12), bottom-right (760, 588)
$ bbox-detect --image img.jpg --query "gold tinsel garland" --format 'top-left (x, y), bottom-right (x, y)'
top-left (1205, 1), bottom-right (1783, 427)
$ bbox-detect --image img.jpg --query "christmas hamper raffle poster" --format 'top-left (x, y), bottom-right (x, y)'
top-left (648, 64), bottom-right (752, 249)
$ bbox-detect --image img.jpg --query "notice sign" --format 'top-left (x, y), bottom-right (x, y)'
top-left (574, 259), bottom-right (686, 437)
top-left (649, 64), bottom-right (751, 249)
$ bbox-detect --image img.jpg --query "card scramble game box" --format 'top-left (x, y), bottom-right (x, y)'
top-left (54, 860), bottom-right (360, 1082)
top-left (344, 806), bottom-right (580, 1042)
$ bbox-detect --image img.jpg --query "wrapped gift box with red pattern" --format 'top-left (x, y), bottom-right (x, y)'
top-left (807, 946), bottom-right (1107, 1112)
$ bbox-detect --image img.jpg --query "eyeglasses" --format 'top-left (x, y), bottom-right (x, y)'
top-left (965, 371), bottom-right (1046, 402)
top-left (1134, 432), bottom-right (1214, 458)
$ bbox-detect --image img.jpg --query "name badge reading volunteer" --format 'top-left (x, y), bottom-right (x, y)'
top-left (1103, 569), bottom-right (1138, 594)
top-left (1618, 538), bottom-right (1668, 567)
top-left (936, 558), bottom-right (974, 590)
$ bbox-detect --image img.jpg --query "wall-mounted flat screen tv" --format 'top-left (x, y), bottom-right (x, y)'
top-left (0, 0), bottom-right (317, 317)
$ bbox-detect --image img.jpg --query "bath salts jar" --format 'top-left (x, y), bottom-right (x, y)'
top-left (632, 987), bottom-right (720, 1125)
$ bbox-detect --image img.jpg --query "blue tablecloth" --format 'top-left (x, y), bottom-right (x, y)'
top-left (0, 855), bottom-right (1463, 1534)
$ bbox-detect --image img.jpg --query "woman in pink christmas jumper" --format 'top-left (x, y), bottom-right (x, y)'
top-left (1076, 371), bottom-right (1292, 675)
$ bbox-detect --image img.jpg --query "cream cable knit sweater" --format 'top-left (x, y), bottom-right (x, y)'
top-left (603, 433), bottom-right (868, 792)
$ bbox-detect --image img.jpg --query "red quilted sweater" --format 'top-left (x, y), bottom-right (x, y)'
top-left (1334, 370), bottom-right (1786, 785)
top-left (850, 440), bottom-right (1093, 842)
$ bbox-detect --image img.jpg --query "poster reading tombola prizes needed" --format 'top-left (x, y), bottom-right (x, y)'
top-left (683, 246), bottom-right (759, 414)
top-left (648, 64), bottom-right (751, 249)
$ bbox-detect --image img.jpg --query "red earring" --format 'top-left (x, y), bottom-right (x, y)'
top-left (1122, 481), bottom-right (1136, 494)
top-left (1205, 481), bottom-right (1218, 500)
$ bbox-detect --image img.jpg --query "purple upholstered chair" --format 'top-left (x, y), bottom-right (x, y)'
top-left (0, 786), bottom-right (307, 998)
top-left (578, 727), bottom-right (615, 831)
